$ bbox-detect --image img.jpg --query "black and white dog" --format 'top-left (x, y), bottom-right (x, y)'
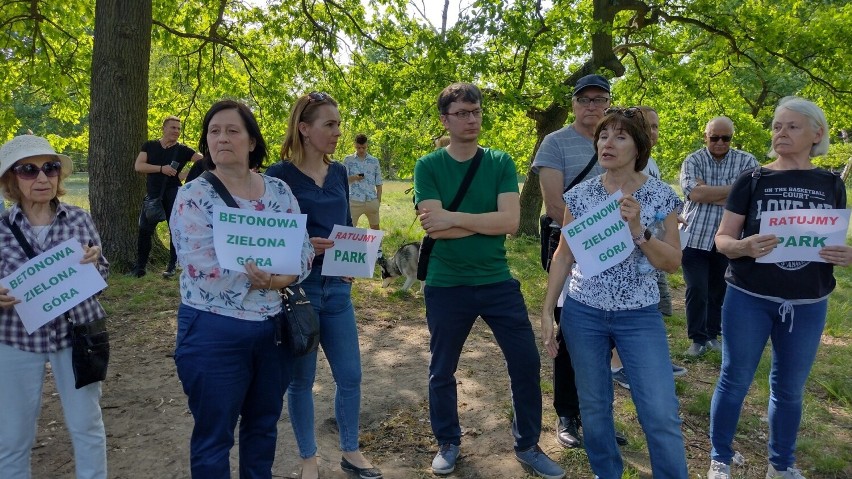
top-left (377, 242), bottom-right (423, 293)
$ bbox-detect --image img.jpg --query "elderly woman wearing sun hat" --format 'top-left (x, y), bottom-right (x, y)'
top-left (0, 134), bottom-right (109, 479)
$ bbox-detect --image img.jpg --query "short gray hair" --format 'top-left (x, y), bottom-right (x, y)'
top-left (705, 116), bottom-right (734, 134)
top-left (767, 96), bottom-right (829, 158)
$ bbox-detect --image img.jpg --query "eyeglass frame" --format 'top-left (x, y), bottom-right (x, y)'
top-left (307, 91), bottom-right (330, 103)
top-left (707, 135), bottom-right (733, 143)
top-left (604, 107), bottom-right (642, 118)
top-left (12, 160), bottom-right (63, 180)
top-left (573, 96), bottom-right (611, 106)
top-left (442, 108), bottom-right (484, 120)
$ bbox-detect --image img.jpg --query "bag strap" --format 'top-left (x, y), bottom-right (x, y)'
top-left (201, 170), bottom-right (240, 208)
top-left (445, 147), bottom-right (485, 212)
top-left (563, 153), bottom-right (598, 194)
top-left (4, 216), bottom-right (37, 259)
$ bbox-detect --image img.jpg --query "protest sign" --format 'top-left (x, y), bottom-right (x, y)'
top-left (561, 190), bottom-right (634, 278)
top-left (321, 225), bottom-right (385, 277)
top-left (212, 205), bottom-right (307, 274)
top-left (0, 239), bottom-right (107, 334)
top-left (756, 209), bottom-right (851, 263)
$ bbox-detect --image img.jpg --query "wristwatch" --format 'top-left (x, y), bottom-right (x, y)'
top-left (633, 227), bottom-right (652, 246)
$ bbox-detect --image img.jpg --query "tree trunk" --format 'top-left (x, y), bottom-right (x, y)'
top-left (88, 0), bottom-right (153, 270)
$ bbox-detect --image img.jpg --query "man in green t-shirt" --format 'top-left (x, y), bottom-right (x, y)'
top-left (413, 83), bottom-right (565, 479)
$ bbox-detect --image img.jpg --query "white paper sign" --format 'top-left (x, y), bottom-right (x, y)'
top-left (321, 225), bottom-right (385, 277)
top-left (0, 239), bottom-right (107, 334)
top-left (212, 205), bottom-right (307, 274)
top-left (562, 190), bottom-right (634, 278)
top-left (756, 209), bottom-right (851, 263)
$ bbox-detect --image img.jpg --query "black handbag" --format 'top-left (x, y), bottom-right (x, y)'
top-left (278, 286), bottom-right (320, 356)
top-left (539, 153), bottom-right (598, 271)
top-left (201, 171), bottom-right (319, 356)
top-left (416, 147), bottom-right (484, 281)
top-left (142, 194), bottom-right (167, 223)
top-left (70, 317), bottom-right (110, 388)
top-left (3, 216), bottom-right (109, 389)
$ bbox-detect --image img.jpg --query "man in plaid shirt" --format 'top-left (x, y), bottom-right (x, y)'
top-left (679, 117), bottom-right (758, 356)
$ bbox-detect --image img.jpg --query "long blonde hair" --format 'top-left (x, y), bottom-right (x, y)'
top-left (280, 92), bottom-right (339, 166)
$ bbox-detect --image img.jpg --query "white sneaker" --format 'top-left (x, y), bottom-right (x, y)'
top-left (766, 464), bottom-right (806, 479)
top-left (707, 460), bottom-right (731, 479)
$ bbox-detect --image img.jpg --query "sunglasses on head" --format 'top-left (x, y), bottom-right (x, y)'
top-left (708, 135), bottom-right (732, 143)
top-left (12, 161), bottom-right (63, 180)
top-left (605, 107), bottom-right (641, 118)
top-left (307, 91), bottom-right (330, 103)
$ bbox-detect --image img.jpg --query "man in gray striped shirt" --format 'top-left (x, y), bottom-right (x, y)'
top-left (679, 116), bottom-right (758, 356)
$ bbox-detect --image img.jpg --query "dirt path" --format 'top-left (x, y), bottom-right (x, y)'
top-left (32, 280), bottom-right (773, 478)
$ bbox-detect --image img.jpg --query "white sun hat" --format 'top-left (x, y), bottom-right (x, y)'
top-left (0, 135), bottom-right (74, 179)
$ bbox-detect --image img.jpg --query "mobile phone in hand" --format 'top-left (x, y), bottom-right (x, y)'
top-left (170, 160), bottom-right (181, 170)
top-left (358, 173), bottom-right (365, 177)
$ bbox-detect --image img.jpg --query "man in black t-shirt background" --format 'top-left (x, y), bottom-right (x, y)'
top-left (129, 115), bottom-right (202, 278)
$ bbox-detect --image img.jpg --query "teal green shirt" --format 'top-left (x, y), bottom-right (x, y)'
top-left (413, 147), bottom-right (519, 287)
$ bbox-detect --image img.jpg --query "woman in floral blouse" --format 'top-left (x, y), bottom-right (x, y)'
top-left (540, 108), bottom-right (688, 478)
top-left (170, 100), bottom-right (313, 478)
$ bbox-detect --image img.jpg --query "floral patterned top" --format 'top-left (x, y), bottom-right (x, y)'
top-left (563, 175), bottom-right (682, 311)
top-left (170, 174), bottom-right (314, 321)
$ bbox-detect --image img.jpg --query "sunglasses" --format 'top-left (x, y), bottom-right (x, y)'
top-left (605, 107), bottom-right (641, 118)
top-left (307, 91), bottom-right (330, 103)
top-left (12, 161), bottom-right (63, 180)
top-left (708, 135), bottom-right (732, 143)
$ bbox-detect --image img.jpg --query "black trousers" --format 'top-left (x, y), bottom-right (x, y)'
top-left (553, 305), bottom-right (581, 418)
top-left (682, 246), bottom-right (728, 344)
top-left (135, 187), bottom-right (178, 270)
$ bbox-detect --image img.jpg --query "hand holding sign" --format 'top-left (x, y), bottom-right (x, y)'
top-left (561, 191), bottom-right (635, 278)
top-left (321, 225), bottom-right (384, 278)
top-left (756, 209), bottom-right (851, 264)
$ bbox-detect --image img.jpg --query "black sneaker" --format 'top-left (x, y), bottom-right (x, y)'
top-left (162, 268), bottom-right (176, 278)
top-left (126, 268), bottom-right (146, 278)
top-left (556, 416), bottom-right (581, 448)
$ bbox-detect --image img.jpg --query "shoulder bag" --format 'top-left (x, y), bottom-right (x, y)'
top-left (142, 147), bottom-right (181, 223)
top-left (201, 171), bottom-right (319, 357)
top-left (416, 147), bottom-right (485, 281)
top-left (4, 216), bottom-right (109, 389)
top-left (539, 153), bottom-right (598, 271)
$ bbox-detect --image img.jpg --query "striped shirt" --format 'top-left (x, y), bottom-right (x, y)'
top-left (531, 124), bottom-right (604, 188)
top-left (679, 147), bottom-right (758, 250)
top-left (0, 202), bottom-right (109, 353)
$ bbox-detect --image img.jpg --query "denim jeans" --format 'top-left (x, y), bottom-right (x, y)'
top-left (0, 343), bottom-right (106, 479)
top-left (175, 305), bottom-right (290, 479)
top-left (287, 268), bottom-right (362, 458)
top-left (710, 287), bottom-right (827, 470)
top-left (682, 246), bottom-right (728, 344)
top-left (136, 186), bottom-right (178, 270)
top-left (425, 278), bottom-right (542, 452)
top-left (562, 296), bottom-right (688, 479)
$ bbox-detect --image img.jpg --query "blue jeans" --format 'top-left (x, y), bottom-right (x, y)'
top-left (287, 268), bottom-right (362, 458)
top-left (175, 305), bottom-right (291, 479)
top-left (425, 278), bottom-right (542, 452)
top-left (562, 296), bottom-right (687, 479)
top-left (710, 287), bottom-right (827, 470)
top-left (682, 246), bottom-right (728, 344)
top-left (0, 344), bottom-right (106, 479)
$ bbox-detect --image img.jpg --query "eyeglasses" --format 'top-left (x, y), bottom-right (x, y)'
top-left (605, 107), bottom-right (641, 118)
top-left (12, 161), bottom-right (63, 180)
top-left (574, 96), bottom-right (610, 106)
top-left (307, 91), bottom-right (330, 103)
top-left (444, 109), bottom-right (483, 120)
top-left (708, 135), bottom-right (732, 143)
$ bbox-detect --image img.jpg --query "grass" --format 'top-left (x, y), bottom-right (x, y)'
top-left (51, 177), bottom-right (852, 477)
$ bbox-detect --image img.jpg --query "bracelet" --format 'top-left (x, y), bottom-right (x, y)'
top-left (267, 275), bottom-right (274, 290)
top-left (159, 165), bottom-right (163, 173)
